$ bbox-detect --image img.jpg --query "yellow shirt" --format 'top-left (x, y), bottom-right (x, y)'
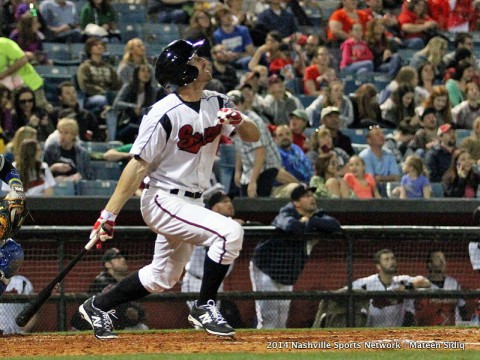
top-left (0, 37), bottom-right (43, 91)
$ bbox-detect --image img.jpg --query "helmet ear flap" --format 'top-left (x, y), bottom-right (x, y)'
top-left (179, 64), bottom-right (200, 87)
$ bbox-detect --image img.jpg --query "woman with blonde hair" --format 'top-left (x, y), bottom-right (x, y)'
top-left (4, 125), bottom-right (38, 163)
top-left (43, 118), bottom-right (93, 182)
top-left (410, 36), bottom-right (447, 82)
top-left (117, 38), bottom-right (153, 84)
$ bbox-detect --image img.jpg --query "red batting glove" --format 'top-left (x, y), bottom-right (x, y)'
top-left (91, 209), bottom-right (117, 242)
top-left (217, 108), bottom-right (245, 127)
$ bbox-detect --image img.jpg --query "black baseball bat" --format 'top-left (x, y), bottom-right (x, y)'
top-left (16, 236), bottom-right (99, 327)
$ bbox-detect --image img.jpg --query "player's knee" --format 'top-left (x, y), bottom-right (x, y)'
top-left (225, 222), bottom-right (243, 258)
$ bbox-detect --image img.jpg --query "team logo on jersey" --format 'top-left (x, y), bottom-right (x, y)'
top-left (177, 124), bottom-right (223, 154)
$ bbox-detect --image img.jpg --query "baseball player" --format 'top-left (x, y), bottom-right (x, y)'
top-left (79, 39), bottom-right (260, 339)
top-left (351, 249), bottom-right (431, 327)
top-left (0, 154), bottom-right (27, 296)
top-left (181, 191), bottom-right (244, 310)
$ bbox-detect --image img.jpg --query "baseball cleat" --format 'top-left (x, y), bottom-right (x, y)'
top-left (79, 296), bottom-right (118, 340)
top-left (188, 300), bottom-right (235, 337)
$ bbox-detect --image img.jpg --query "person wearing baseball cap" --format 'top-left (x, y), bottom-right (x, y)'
top-left (320, 106), bottom-right (355, 156)
top-left (289, 109), bottom-right (310, 152)
top-left (409, 107), bottom-right (438, 154)
top-left (425, 123), bottom-right (456, 182)
top-left (71, 247), bottom-right (148, 332)
top-left (90, 248), bottom-right (128, 294)
top-left (263, 73), bottom-right (299, 125)
top-left (249, 183), bottom-right (341, 328)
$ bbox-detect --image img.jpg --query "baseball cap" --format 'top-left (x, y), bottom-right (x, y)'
top-left (267, 74), bottom-right (285, 86)
top-left (321, 106), bottom-right (340, 120)
top-left (290, 184), bottom-right (316, 201)
top-left (207, 191), bottom-right (232, 209)
top-left (290, 109), bottom-right (309, 123)
top-left (437, 123), bottom-right (453, 136)
top-left (102, 248), bottom-right (125, 263)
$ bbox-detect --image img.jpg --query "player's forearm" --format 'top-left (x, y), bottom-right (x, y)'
top-left (236, 119), bottom-right (259, 142)
top-left (0, 56), bottom-right (28, 79)
top-left (250, 147), bottom-right (265, 183)
top-left (105, 157), bottom-right (148, 214)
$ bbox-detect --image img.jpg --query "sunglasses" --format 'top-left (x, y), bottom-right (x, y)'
top-left (369, 125), bottom-right (381, 130)
top-left (19, 98), bottom-right (34, 104)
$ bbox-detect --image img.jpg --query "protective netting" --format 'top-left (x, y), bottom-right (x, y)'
top-left (1, 226), bottom-right (480, 333)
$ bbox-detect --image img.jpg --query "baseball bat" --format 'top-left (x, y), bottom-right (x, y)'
top-left (16, 236), bottom-right (99, 327)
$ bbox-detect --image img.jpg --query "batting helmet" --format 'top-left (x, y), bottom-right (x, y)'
top-left (155, 39), bottom-right (205, 89)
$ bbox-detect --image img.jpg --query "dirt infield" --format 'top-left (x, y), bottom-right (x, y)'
top-left (1, 328), bottom-right (480, 357)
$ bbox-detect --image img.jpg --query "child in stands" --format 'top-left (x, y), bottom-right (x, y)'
top-left (340, 23), bottom-right (374, 75)
top-left (344, 155), bottom-right (381, 199)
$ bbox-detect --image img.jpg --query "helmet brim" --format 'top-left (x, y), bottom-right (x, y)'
top-left (189, 39), bottom-right (205, 59)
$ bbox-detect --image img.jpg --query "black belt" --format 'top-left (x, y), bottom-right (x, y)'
top-left (145, 185), bottom-right (202, 199)
top-left (169, 189), bottom-right (203, 199)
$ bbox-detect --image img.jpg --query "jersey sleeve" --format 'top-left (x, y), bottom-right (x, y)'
top-left (130, 111), bottom-right (169, 163)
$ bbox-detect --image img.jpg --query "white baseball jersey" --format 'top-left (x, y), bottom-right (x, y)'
top-left (135, 90), bottom-right (244, 293)
top-left (352, 274), bottom-right (416, 327)
top-left (131, 90), bottom-right (236, 193)
top-left (0, 275), bottom-right (33, 334)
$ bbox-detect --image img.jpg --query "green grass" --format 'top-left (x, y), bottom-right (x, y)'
top-left (3, 352), bottom-right (479, 360)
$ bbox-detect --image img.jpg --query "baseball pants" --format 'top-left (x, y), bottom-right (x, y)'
top-left (249, 262), bottom-right (292, 329)
top-left (138, 188), bottom-right (243, 293)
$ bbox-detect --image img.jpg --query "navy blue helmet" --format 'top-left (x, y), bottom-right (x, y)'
top-left (155, 39), bottom-right (205, 89)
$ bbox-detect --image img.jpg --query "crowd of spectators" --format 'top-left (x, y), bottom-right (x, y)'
top-left (2, 0), bottom-right (480, 198)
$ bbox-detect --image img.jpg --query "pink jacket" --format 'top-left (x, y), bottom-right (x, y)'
top-left (340, 38), bottom-right (374, 69)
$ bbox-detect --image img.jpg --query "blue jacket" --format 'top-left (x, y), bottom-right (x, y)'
top-left (252, 202), bottom-right (341, 285)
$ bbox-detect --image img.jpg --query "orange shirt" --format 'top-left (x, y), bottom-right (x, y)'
top-left (327, 9), bottom-right (370, 41)
top-left (344, 172), bottom-right (376, 199)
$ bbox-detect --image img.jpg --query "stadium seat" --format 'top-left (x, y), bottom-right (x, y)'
top-left (90, 161), bottom-right (122, 180)
top-left (456, 129), bottom-right (471, 147)
top-left (340, 74), bottom-right (358, 95)
top-left (76, 180), bottom-right (118, 196)
top-left (284, 78), bottom-right (304, 95)
top-left (298, 94), bottom-right (317, 108)
top-left (431, 182), bottom-right (444, 198)
top-left (43, 42), bottom-right (73, 62)
top-left (118, 23), bottom-right (141, 44)
top-left (36, 66), bottom-right (74, 105)
top-left (53, 181), bottom-right (76, 196)
top-left (342, 128), bottom-right (368, 144)
top-left (114, 3), bottom-right (147, 23)
top-left (142, 23), bottom-right (180, 45)
top-left (398, 49), bottom-right (417, 66)
top-left (386, 182), bottom-right (401, 198)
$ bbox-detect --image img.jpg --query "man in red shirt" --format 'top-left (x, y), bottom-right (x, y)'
top-left (397, 0), bottom-right (438, 49)
top-left (427, 0), bottom-right (479, 32)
